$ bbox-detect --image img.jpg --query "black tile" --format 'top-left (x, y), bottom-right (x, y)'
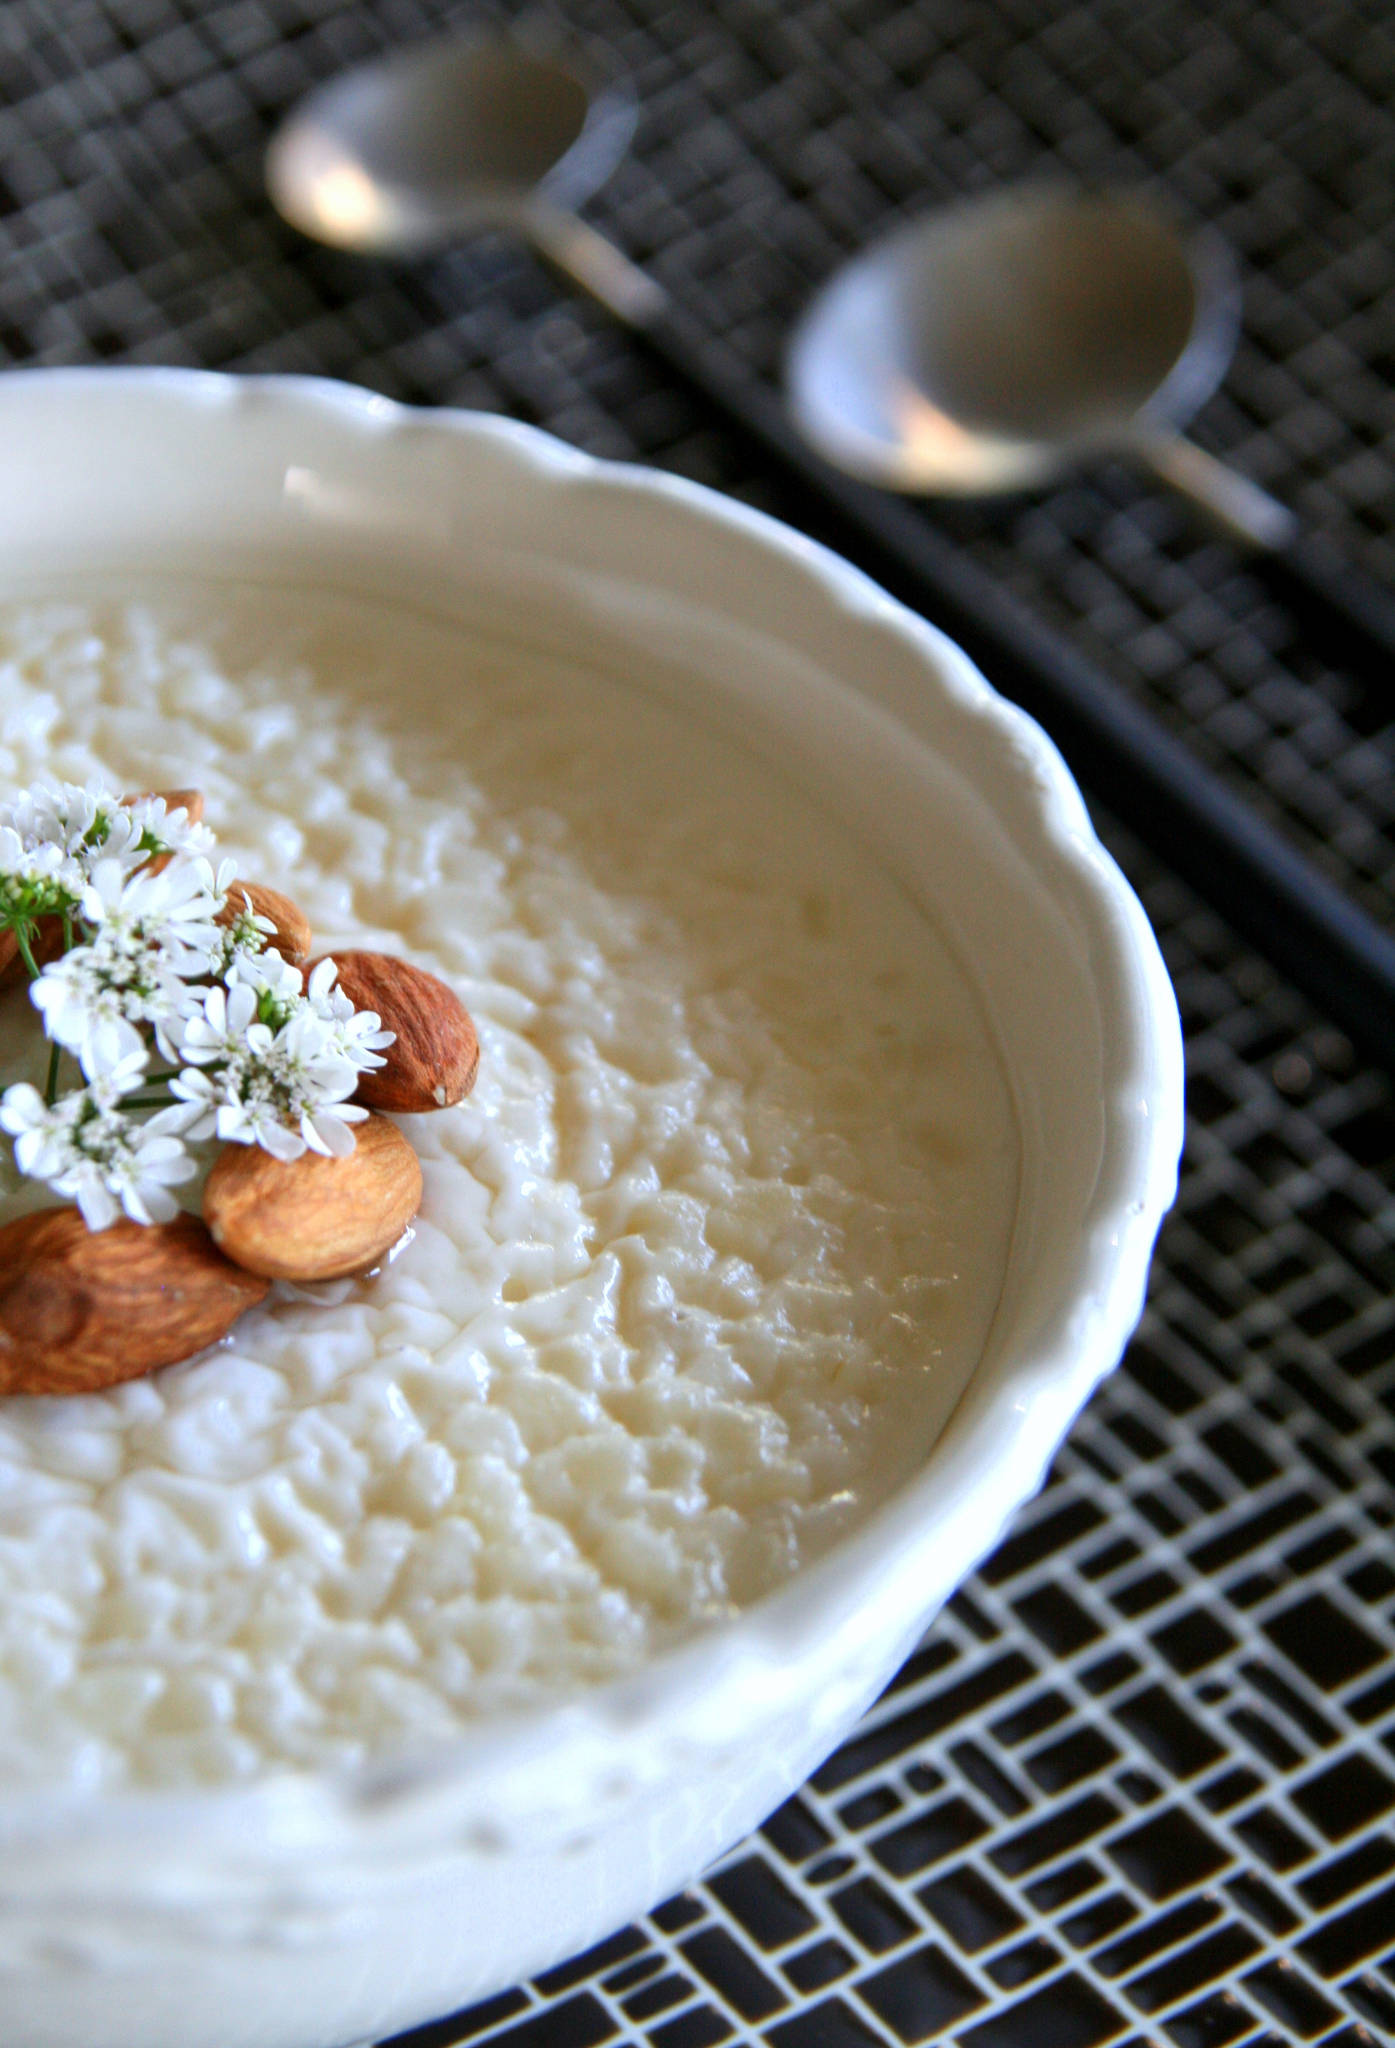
top-left (678, 1928), bottom-right (782, 2023)
top-left (621, 1975), bottom-right (693, 2023)
top-left (916, 1865), bottom-right (1023, 1952)
top-left (1263, 1592), bottom-right (1385, 1689)
top-left (1125, 1925), bottom-right (1263, 2013)
top-left (871, 1796), bottom-right (989, 1877)
top-left (1028, 1725), bottom-right (1125, 1797)
top-left (1202, 1418), bottom-right (1281, 1487)
top-left (1198, 1767), bottom-right (1262, 1814)
top-left (489, 1994), bottom-right (618, 2048)
top-left (1012, 1583), bottom-right (1103, 1655)
top-left (783, 1940), bottom-right (854, 1994)
top-left (1161, 1990), bottom-right (1257, 2047)
top-left (981, 1499), bottom-right (1108, 1584)
top-left (828, 1877), bottom-right (917, 1956)
top-left (1112, 1686), bottom-right (1225, 1778)
top-left (991, 1793), bottom-right (1121, 1877)
top-left (855, 1942), bottom-right (984, 2041)
top-left (1224, 1870), bottom-right (1299, 1936)
top-left (986, 1938), bottom-right (1061, 1989)
top-left (1095, 1897), bottom-right (1221, 1980)
top-left (1079, 1652), bottom-right (1143, 1697)
top-left (1297, 1877), bottom-right (1395, 1976)
top-left (1109, 1568), bottom-right (1181, 1618)
top-left (761, 1797), bottom-right (833, 1864)
top-left (1243, 1959), bottom-right (1341, 2037)
top-left (1297, 1834), bottom-right (1395, 1910)
top-left (1023, 1860), bottom-right (1105, 1912)
top-left (1234, 1805), bottom-right (1314, 1873)
top-left (707, 1856), bottom-right (817, 1951)
top-left (836, 1788), bottom-right (902, 1833)
top-left (1291, 1753), bottom-right (1395, 1840)
top-left (1149, 1607), bottom-right (1238, 1675)
top-left (814, 1655), bottom-right (1036, 1794)
top-left (1108, 1806), bottom-right (1232, 1901)
top-left (1060, 1894), bottom-right (1138, 1951)
top-left (648, 2009), bottom-right (732, 2048)
top-left (949, 1739), bottom-right (1032, 1819)
top-left (651, 1896), bottom-right (706, 1936)
top-left (957, 1971), bottom-right (1128, 2048)
top-left (764, 1997), bottom-right (888, 2048)
top-left (991, 1690), bottom-right (1072, 1747)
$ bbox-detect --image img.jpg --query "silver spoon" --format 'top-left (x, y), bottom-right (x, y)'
top-left (787, 184), bottom-right (1395, 674)
top-left (787, 186), bottom-right (1290, 549)
top-left (267, 33), bottom-right (665, 328)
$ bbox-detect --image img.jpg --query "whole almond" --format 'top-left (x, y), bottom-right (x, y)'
top-left (217, 880), bottom-right (313, 966)
top-left (316, 951), bottom-right (478, 1113)
top-left (203, 1113), bottom-right (423, 1281)
top-left (0, 1208), bottom-right (269, 1397)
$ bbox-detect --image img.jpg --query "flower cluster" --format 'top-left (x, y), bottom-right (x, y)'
top-left (0, 780), bottom-right (393, 1229)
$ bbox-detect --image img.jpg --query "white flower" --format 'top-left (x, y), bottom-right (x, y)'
top-left (1, 776), bottom-right (412, 1227)
top-left (213, 885), bottom-right (278, 973)
top-left (0, 779), bottom-right (215, 882)
top-left (0, 1057), bottom-right (196, 1229)
top-left (119, 792), bottom-right (215, 870)
top-left (305, 957), bottom-right (393, 1071)
top-left (33, 853), bottom-right (229, 1077)
top-left (170, 978), bottom-right (370, 1162)
top-left (79, 853), bottom-right (225, 968)
top-left (0, 827), bottom-right (85, 935)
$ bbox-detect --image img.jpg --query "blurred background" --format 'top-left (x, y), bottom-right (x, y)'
top-left (3, 5), bottom-right (1395, 2046)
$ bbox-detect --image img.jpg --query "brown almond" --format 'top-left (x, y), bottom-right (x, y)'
top-left (217, 880), bottom-right (313, 966)
top-left (0, 1208), bottom-right (269, 1397)
top-left (203, 1113), bottom-right (423, 1282)
top-left (315, 951), bottom-right (478, 1113)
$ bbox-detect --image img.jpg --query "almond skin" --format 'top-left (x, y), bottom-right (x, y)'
top-left (217, 881), bottom-right (313, 966)
top-left (316, 951), bottom-right (478, 1113)
top-left (0, 1208), bottom-right (269, 1396)
top-left (203, 1113), bottom-right (423, 1282)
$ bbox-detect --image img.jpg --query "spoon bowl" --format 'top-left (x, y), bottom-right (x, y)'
top-left (786, 187), bottom-right (1240, 495)
top-left (266, 36), bottom-right (635, 253)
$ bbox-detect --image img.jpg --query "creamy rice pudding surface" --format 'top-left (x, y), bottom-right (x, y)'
top-left (0, 590), bottom-right (1017, 1791)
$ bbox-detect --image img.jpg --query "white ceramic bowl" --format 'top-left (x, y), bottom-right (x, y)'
top-left (0, 370), bottom-right (1182, 2048)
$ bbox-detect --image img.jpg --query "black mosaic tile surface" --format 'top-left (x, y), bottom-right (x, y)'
top-left (2, 3), bottom-right (1394, 2044)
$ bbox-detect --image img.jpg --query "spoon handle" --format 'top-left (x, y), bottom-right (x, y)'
top-left (526, 230), bottom-right (1395, 1065)
top-left (1142, 430), bottom-right (1395, 684)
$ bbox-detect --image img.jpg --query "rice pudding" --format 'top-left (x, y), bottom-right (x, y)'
top-left (0, 589), bottom-right (1017, 1791)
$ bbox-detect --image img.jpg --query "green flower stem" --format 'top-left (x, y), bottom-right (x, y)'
top-left (14, 927), bottom-right (39, 980)
top-left (43, 1038), bottom-right (62, 1108)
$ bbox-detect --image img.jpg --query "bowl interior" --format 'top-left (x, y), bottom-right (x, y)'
top-left (0, 371), bottom-right (1182, 1838)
